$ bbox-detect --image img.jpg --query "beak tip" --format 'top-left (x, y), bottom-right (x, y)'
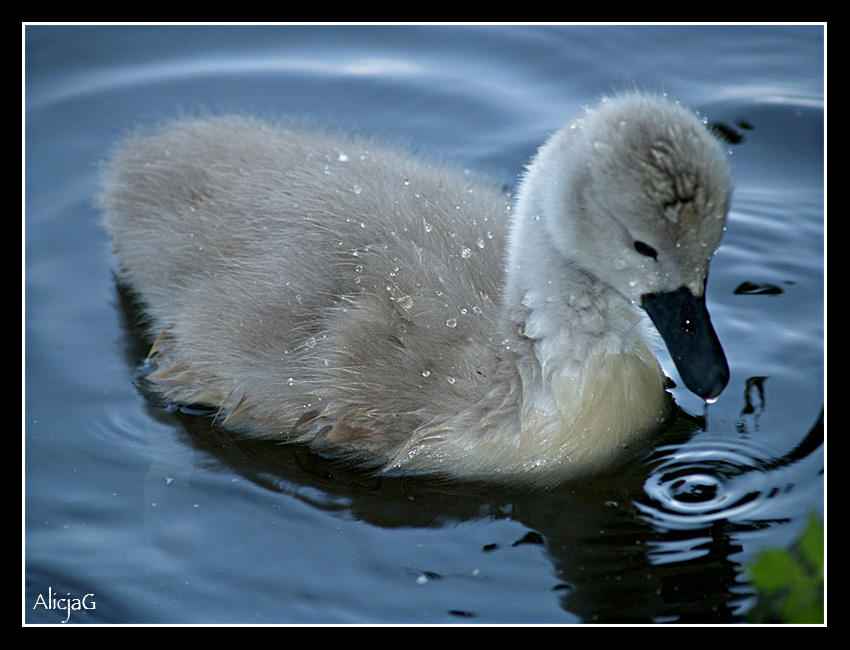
top-left (694, 368), bottom-right (729, 402)
top-left (677, 348), bottom-right (729, 401)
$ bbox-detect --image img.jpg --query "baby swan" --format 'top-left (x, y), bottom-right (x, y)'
top-left (101, 92), bottom-right (732, 487)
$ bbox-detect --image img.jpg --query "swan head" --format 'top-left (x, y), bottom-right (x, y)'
top-left (513, 92), bottom-right (732, 400)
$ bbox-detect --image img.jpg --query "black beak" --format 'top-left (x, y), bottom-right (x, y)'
top-left (642, 286), bottom-right (729, 401)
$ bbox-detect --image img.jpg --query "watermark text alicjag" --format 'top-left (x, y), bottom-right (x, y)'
top-left (32, 587), bottom-right (96, 623)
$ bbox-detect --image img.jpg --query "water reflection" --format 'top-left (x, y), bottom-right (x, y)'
top-left (135, 400), bottom-right (815, 622)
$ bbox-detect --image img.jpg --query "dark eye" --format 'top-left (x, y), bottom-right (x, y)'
top-left (634, 241), bottom-right (658, 259)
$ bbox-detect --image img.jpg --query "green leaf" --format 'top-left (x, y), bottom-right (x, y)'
top-left (746, 514), bottom-right (824, 624)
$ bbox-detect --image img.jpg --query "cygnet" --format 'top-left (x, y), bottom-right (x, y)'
top-left (100, 91), bottom-right (732, 487)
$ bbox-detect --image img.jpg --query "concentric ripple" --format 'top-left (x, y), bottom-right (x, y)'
top-left (635, 438), bottom-right (779, 530)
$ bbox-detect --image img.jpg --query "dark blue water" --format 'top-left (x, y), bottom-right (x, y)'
top-left (25, 24), bottom-right (824, 624)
